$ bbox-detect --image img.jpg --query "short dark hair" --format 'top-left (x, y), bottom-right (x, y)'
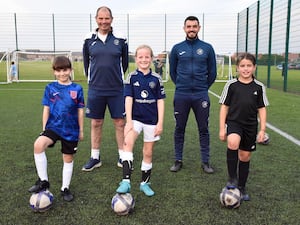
top-left (52, 56), bottom-right (72, 70)
top-left (184, 16), bottom-right (199, 25)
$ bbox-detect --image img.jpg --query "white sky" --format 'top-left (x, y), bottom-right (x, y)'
top-left (0, 0), bottom-right (257, 14)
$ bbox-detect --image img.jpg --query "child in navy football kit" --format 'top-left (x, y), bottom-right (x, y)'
top-left (28, 56), bottom-right (85, 202)
top-left (116, 45), bottom-right (166, 196)
top-left (219, 52), bottom-right (269, 201)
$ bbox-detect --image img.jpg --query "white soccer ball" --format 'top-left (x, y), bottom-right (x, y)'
top-left (29, 190), bottom-right (54, 212)
top-left (220, 187), bottom-right (241, 209)
top-left (257, 132), bottom-right (270, 145)
top-left (111, 193), bottom-right (135, 215)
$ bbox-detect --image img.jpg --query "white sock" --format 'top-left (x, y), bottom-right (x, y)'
top-left (141, 161), bottom-right (152, 171)
top-left (61, 161), bottom-right (74, 191)
top-left (91, 149), bottom-right (100, 160)
top-left (122, 151), bottom-right (133, 161)
top-left (34, 152), bottom-right (48, 181)
top-left (118, 149), bottom-right (124, 160)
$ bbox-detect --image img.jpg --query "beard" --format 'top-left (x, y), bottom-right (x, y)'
top-left (187, 32), bottom-right (198, 40)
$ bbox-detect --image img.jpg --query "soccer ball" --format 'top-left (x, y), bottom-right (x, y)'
top-left (257, 132), bottom-right (270, 145)
top-left (29, 190), bottom-right (54, 212)
top-left (111, 193), bottom-right (135, 215)
top-left (219, 187), bottom-right (241, 209)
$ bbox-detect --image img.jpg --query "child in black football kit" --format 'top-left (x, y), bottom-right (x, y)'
top-left (219, 52), bottom-right (269, 201)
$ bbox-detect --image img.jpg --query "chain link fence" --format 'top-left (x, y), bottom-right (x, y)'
top-left (0, 12), bottom-right (239, 55)
top-left (237, 0), bottom-right (300, 94)
top-left (0, 11), bottom-right (239, 83)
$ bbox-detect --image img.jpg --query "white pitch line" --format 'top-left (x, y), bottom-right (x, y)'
top-left (209, 90), bottom-right (300, 147)
top-left (265, 122), bottom-right (300, 146)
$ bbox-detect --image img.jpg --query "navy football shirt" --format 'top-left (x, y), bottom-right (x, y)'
top-left (124, 70), bottom-right (166, 125)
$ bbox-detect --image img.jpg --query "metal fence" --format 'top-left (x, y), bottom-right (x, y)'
top-left (237, 0), bottom-right (300, 94)
top-left (2, 5), bottom-right (299, 93)
top-left (0, 12), bottom-right (238, 55)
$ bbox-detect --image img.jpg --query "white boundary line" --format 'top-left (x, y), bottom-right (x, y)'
top-left (209, 90), bottom-right (300, 147)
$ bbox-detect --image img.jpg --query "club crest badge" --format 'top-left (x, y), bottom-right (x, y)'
top-left (114, 39), bottom-right (120, 46)
top-left (202, 101), bottom-right (208, 108)
top-left (197, 48), bottom-right (203, 55)
top-left (70, 91), bottom-right (77, 99)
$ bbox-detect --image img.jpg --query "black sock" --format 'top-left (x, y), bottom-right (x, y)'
top-left (122, 160), bottom-right (132, 180)
top-left (227, 148), bottom-right (238, 181)
top-left (238, 160), bottom-right (250, 188)
top-left (141, 169), bottom-right (152, 183)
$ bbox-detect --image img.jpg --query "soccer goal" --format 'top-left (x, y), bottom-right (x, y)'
top-left (216, 53), bottom-right (233, 82)
top-left (127, 51), bottom-right (169, 82)
top-left (7, 51), bottom-right (73, 82)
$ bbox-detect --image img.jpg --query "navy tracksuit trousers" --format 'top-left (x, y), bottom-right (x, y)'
top-left (173, 92), bottom-right (211, 163)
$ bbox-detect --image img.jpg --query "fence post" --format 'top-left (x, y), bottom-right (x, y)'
top-left (52, 14), bottom-right (56, 52)
top-left (245, 8), bottom-right (249, 52)
top-left (89, 14), bottom-right (92, 32)
top-left (283, 0), bottom-right (292, 92)
top-left (14, 13), bottom-right (19, 51)
top-left (255, 1), bottom-right (260, 78)
top-left (267, 0), bottom-right (274, 88)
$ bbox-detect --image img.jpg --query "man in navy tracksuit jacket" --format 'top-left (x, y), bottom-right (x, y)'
top-left (81, 6), bottom-right (128, 171)
top-left (169, 16), bottom-right (216, 174)
top-left (82, 30), bottom-right (128, 94)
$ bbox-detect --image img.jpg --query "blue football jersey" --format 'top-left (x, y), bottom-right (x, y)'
top-left (124, 70), bottom-right (166, 125)
top-left (42, 81), bottom-right (85, 141)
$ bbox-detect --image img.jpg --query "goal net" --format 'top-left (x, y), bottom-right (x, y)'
top-left (216, 54), bottom-right (233, 82)
top-left (7, 51), bottom-right (73, 82)
top-left (126, 52), bottom-right (169, 82)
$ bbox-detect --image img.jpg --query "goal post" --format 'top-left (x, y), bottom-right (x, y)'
top-left (10, 51), bottom-right (73, 82)
top-left (216, 55), bottom-right (225, 78)
top-left (0, 51), bottom-right (10, 84)
top-left (215, 53), bottom-right (233, 82)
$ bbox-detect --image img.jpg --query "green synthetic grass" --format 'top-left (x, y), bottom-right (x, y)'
top-left (0, 80), bottom-right (299, 225)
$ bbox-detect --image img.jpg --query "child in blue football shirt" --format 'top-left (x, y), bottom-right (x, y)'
top-left (28, 56), bottom-right (85, 201)
top-left (9, 61), bottom-right (17, 82)
top-left (116, 45), bottom-right (166, 196)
